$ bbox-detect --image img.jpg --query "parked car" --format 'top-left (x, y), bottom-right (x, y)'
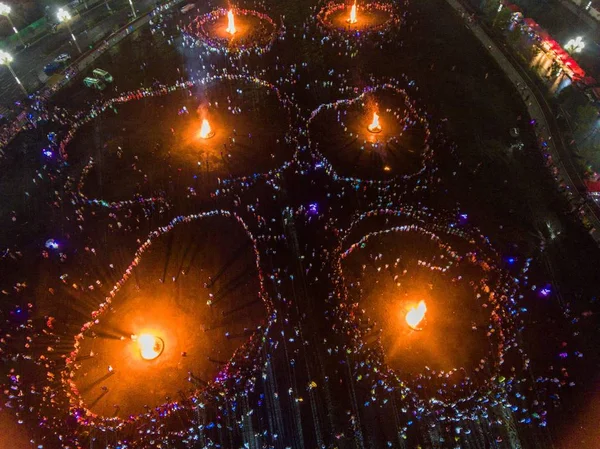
top-left (43, 61), bottom-right (63, 76)
top-left (92, 68), bottom-right (113, 83)
top-left (83, 77), bottom-right (106, 91)
top-left (54, 53), bottom-right (71, 64)
top-left (43, 53), bottom-right (71, 76)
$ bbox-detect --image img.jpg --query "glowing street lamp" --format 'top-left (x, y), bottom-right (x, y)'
top-left (57, 8), bottom-right (81, 54)
top-left (367, 111), bottom-right (382, 133)
top-left (347, 1), bottom-right (358, 24)
top-left (0, 3), bottom-right (25, 47)
top-left (199, 118), bottom-right (215, 139)
top-left (565, 36), bottom-right (585, 54)
top-left (128, 0), bottom-right (137, 18)
top-left (0, 50), bottom-right (26, 95)
top-left (405, 300), bottom-right (427, 330)
top-left (132, 333), bottom-right (164, 360)
top-left (226, 9), bottom-right (236, 35)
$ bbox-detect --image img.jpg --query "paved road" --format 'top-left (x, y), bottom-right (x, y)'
top-left (0, 0), bottom-right (158, 112)
top-left (446, 0), bottom-right (600, 244)
top-left (558, 0), bottom-right (599, 31)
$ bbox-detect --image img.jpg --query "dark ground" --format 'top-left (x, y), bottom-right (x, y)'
top-left (1, 0), bottom-right (599, 447)
top-left (72, 216), bottom-right (265, 418)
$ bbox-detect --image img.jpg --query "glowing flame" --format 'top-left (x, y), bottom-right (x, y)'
top-left (199, 119), bottom-right (214, 139)
top-left (226, 9), bottom-right (236, 35)
top-left (136, 334), bottom-right (164, 360)
top-left (367, 111), bottom-right (382, 133)
top-left (348, 1), bottom-right (357, 24)
top-left (405, 300), bottom-right (427, 330)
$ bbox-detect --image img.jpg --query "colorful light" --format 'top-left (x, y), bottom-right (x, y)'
top-left (348, 1), bottom-right (357, 24)
top-left (199, 118), bottom-right (215, 139)
top-left (367, 111), bottom-right (382, 133)
top-left (226, 9), bottom-right (236, 35)
top-left (405, 300), bottom-right (427, 330)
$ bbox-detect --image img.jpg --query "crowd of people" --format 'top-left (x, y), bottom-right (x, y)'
top-left (306, 81), bottom-right (434, 185)
top-left (316, 0), bottom-right (403, 35)
top-left (182, 7), bottom-right (283, 57)
top-left (0, 0), bottom-right (582, 448)
top-left (331, 207), bottom-right (537, 423)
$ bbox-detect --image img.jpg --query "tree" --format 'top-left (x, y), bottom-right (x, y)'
top-left (507, 26), bottom-right (522, 46)
top-left (493, 8), bottom-right (512, 30)
top-left (579, 140), bottom-right (600, 172)
top-left (482, 0), bottom-right (501, 20)
top-left (575, 104), bottom-right (599, 134)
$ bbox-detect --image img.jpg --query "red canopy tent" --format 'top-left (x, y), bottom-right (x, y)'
top-left (581, 76), bottom-right (597, 86)
top-left (541, 38), bottom-right (586, 80)
top-left (504, 2), bottom-right (522, 13)
top-left (585, 180), bottom-right (600, 192)
top-left (536, 29), bottom-right (550, 40)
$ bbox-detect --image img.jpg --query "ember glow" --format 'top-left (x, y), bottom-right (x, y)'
top-left (135, 333), bottom-right (165, 360)
top-left (226, 9), bottom-right (236, 35)
top-left (199, 118), bottom-right (215, 139)
top-left (367, 111), bottom-right (382, 133)
top-left (405, 300), bottom-right (427, 330)
top-left (348, 1), bottom-right (358, 24)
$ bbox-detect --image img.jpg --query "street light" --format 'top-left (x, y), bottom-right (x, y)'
top-left (57, 8), bottom-right (81, 54)
top-left (0, 3), bottom-right (25, 48)
top-left (128, 0), bottom-right (137, 18)
top-left (565, 36), bottom-right (585, 54)
top-left (0, 50), bottom-right (27, 95)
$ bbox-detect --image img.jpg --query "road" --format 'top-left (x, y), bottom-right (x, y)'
top-left (558, 0), bottom-right (599, 32)
top-left (446, 0), bottom-right (600, 245)
top-left (0, 0), bottom-right (158, 113)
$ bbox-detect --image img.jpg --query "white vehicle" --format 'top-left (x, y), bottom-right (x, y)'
top-left (54, 53), bottom-right (71, 64)
top-left (181, 4), bottom-right (195, 14)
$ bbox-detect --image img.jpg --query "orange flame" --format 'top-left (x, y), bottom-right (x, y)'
top-left (199, 118), bottom-right (213, 139)
top-left (348, 1), bottom-right (357, 24)
top-left (226, 9), bottom-right (236, 34)
top-left (136, 334), bottom-right (163, 360)
top-left (405, 300), bottom-right (427, 330)
top-left (367, 111), bottom-right (381, 133)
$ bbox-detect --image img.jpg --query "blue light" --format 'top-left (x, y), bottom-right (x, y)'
top-left (45, 239), bottom-right (59, 250)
